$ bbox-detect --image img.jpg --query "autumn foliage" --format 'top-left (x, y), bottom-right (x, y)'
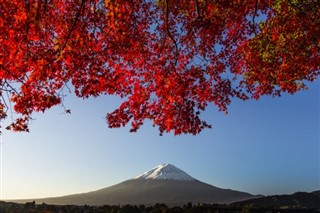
top-left (0, 0), bottom-right (319, 134)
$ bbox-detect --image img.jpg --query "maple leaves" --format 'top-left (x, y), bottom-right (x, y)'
top-left (0, 0), bottom-right (319, 134)
top-left (239, 0), bottom-right (320, 99)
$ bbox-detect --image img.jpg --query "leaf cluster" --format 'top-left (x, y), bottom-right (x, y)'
top-left (0, 0), bottom-right (318, 134)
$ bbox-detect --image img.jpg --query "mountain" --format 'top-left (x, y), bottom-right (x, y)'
top-left (134, 163), bottom-right (195, 181)
top-left (232, 190), bottom-right (320, 209)
top-left (10, 164), bottom-right (258, 206)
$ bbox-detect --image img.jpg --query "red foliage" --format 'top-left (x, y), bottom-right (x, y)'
top-left (0, 0), bottom-right (319, 134)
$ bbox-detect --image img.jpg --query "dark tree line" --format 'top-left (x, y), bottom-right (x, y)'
top-left (1, 201), bottom-right (319, 213)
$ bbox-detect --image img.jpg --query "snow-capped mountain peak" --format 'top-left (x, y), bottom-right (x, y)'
top-left (134, 164), bottom-right (196, 181)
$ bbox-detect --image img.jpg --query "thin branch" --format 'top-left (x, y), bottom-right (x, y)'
top-left (288, 0), bottom-right (306, 14)
top-left (194, 0), bottom-right (201, 18)
top-left (0, 65), bottom-right (25, 85)
top-left (261, 0), bottom-right (276, 12)
top-left (1, 94), bottom-right (9, 114)
top-left (5, 89), bottom-right (14, 121)
top-left (252, 0), bottom-right (259, 35)
top-left (164, 0), bottom-right (179, 66)
top-left (3, 81), bottom-right (21, 97)
top-left (44, 0), bottom-right (48, 13)
top-left (60, 0), bottom-right (86, 52)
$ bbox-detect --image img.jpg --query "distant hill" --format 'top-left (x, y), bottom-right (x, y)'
top-left (9, 164), bottom-right (258, 206)
top-left (232, 190), bottom-right (320, 209)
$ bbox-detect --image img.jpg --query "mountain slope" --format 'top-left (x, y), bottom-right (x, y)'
top-left (30, 179), bottom-right (255, 206)
top-left (10, 164), bottom-right (258, 206)
top-left (232, 190), bottom-right (320, 209)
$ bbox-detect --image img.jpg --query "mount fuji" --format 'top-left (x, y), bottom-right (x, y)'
top-left (11, 164), bottom-right (259, 206)
top-left (134, 163), bottom-right (195, 181)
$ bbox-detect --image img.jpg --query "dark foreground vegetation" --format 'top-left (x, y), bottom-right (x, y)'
top-left (1, 201), bottom-right (320, 213)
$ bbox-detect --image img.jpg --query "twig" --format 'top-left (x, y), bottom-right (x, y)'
top-left (194, 0), bottom-right (200, 18)
top-left (164, 0), bottom-right (179, 66)
top-left (252, 0), bottom-right (258, 35)
top-left (4, 81), bottom-right (21, 97)
top-left (60, 0), bottom-right (86, 52)
top-left (0, 65), bottom-right (25, 85)
top-left (1, 94), bottom-right (9, 114)
top-left (44, 0), bottom-right (48, 12)
top-left (5, 89), bottom-right (14, 121)
top-left (288, 0), bottom-right (306, 14)
top-left (261, 0), bottom-right (276, 12)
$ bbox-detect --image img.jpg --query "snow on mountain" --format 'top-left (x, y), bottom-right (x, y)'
top-left (134, 163), bottom-right (196, 181)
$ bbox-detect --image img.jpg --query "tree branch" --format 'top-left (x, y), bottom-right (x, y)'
top-left (60, 0), bottom-right (86, 52)
top-left (288, 0), bottom-right (307, 15)
top-left (252, 0), bottom-right (259, 35)
top-left (164, 0), bottom-right (179, 66)
top-left (0, 65), bottom-right (25, 85)
top-left (194, 0), bottom-right (200, 18)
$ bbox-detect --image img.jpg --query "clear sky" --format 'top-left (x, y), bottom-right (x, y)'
top-left (0, 81), bottom-right (319, 200)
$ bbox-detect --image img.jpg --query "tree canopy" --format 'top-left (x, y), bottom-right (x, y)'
top-left (0, 0), bottom-right (319, 134)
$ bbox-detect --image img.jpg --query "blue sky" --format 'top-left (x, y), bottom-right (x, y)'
top-left (0, 81), bottom-right (319, 200)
